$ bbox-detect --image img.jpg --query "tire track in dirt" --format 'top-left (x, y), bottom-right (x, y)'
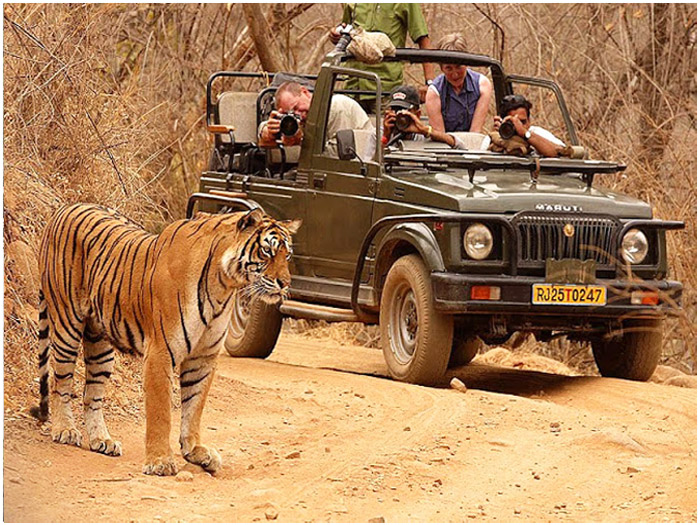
top-left (4, 332), bottom-right (696, 522)
top-left (215, 351), bottom-right (450, 514)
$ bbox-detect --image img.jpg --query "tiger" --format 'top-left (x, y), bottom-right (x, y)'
top-left (30, 203), bottom-right (300, 476)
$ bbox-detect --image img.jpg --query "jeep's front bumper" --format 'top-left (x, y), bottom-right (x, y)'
top-left (432, 273), bottom-right (682, 317)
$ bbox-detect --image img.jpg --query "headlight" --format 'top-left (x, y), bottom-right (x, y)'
top-left (464, 223), bottom-right (493, 260)
top-left (621, 229), bottom-right (648, 264)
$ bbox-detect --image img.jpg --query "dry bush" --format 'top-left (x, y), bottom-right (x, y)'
top-left (284, 319), bottom-right (381, 349)
top-left (3, 4), bottom-right (696, 419)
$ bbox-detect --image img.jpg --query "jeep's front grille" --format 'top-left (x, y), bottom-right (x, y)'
top-left (513, 212), bottom-right (620, 267)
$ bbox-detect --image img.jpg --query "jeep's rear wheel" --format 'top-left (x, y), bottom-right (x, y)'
top-left (380, 254), bottom-right (453, 385)
top-left (225, 291), bottom-right (282, 358)
top-left (591, 318), bottom-right (662, 381)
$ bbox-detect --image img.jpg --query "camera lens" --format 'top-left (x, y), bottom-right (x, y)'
top-left (395, 113), bottom-right (413, 132)
top-left (278, 114), bottom-right (300, 137)
top-left (499, 120), bottom-right (516, 140)
top-left (335, 32), bottom-right (353, 52)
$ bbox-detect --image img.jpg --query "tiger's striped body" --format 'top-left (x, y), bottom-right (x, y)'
top-left (33, 203), bottom-right (299, 475)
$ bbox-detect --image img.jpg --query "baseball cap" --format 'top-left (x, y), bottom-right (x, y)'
top-left (389, 85), bottom-right (420, 110)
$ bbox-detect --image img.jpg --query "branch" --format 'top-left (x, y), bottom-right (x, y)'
top-left (231, 4), bottom-right (315, 71)
top-left (242, 4), bottom-right (284, 72)
top-left (4, 13), bottom-right (129, 196)
top-left (471, 3), bottom-right (505, 62)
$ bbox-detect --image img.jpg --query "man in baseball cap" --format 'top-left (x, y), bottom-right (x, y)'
top-left (388, 85), bottom-right (421, 111)
top-left (382, 85), bottom-right (423, 146)
top-left (382, 85), bottom-right (466, 149)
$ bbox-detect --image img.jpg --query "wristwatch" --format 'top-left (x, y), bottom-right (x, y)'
top-left (524, 129), bottom-right (532, 140)
top-left (426, 79), bottom-right (434, 86)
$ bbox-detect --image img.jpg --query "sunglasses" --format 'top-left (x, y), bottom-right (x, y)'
top-left (502, 94), bottom-right (528, 105)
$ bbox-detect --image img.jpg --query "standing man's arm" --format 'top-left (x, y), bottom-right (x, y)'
top-left (406, 4), bottom-right (434, 101)
top-left (416, 36), bottom-right (435, 84)
top-left (329, 4), bottom-right (354, 44)
top-left (469, 74), bottom-right (493, 133)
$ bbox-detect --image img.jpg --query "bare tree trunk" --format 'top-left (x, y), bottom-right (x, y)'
top-left (232, 4), bottom-right (314, 71)
top-left (242, 4), bottom-right (284, 72)
top-left (635, 4), bottom-right (673, 169)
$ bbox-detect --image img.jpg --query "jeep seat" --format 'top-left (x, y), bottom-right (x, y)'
top-left (329, 128), bottom-right (377, 162)
top-left (353, 129), bottom-right (377, 162)
top-left (267, 145), bottom-right (302, 165)
top-left (215, 91), bottom-right (258, 144)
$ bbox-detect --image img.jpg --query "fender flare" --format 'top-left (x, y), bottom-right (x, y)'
top-left (374, 222), bottom-right (445, 292)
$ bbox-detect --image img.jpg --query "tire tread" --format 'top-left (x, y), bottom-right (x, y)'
top-left (592, 319), bottom-right (662, 381)
top-left (380, 254), bottom-right (453, 385)
top-left (225, 298), bottom-right (282, 358)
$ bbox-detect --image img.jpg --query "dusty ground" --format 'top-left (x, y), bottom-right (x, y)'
top-left (4, 333), bottom-right (697, 523)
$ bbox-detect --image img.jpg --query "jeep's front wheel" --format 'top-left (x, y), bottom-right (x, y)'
top-left (380, 254), bottom-right (453, 385)
top-left (591, 318), bottom-right (662, 381)
top-left (225, 291), bottom-right (283, 358)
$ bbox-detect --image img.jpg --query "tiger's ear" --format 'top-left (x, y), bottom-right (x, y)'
top-left (237, 208), bottom-right (263, 231)
top-left (282, 219), bottom-right (302, 235)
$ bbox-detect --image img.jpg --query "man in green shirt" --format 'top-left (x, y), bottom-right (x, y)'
top-left (329, 3), bottom-right (435, 111)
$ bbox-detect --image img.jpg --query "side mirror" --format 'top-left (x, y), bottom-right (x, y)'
top-left (336, 129), bottom-right (357, 161)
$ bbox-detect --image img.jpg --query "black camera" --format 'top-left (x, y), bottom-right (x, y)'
top-left (395, 112), bottom-right (414, 132)
top-left (498, 119), bottom-right (516, 140)
top-left (334, 24), bottom-right (354, 52)
top-left (275, 112), bottom-right (301, 138)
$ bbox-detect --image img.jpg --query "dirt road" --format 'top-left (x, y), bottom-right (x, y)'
top-left (4, 333), bottom-right (697, 523)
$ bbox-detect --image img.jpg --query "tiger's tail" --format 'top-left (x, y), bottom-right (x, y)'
top-left (29, 289), bottom-right (50, 422)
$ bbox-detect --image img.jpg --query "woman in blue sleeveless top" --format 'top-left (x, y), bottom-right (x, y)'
top-left (426, 34), bottom-right (493, 133)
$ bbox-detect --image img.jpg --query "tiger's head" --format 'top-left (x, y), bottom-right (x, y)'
top-left (221, 208), bottom-right (301, 304)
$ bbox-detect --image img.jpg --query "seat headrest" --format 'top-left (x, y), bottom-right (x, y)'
top-left (216, 92), bottom-right (258, 143)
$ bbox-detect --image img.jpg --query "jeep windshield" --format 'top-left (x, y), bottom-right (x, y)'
top-left (383, 146), bottom-right (626, 188)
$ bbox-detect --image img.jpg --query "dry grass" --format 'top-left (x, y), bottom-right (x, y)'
top-left (3, 4), bottom-right (696, 418)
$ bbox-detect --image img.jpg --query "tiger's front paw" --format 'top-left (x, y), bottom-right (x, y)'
top-left (90, 438), bottom-right (122, 457)
top-left (184, 445), bottom-right (222, 473)
top-left (143, 455), bottom-right (178, 476)
top-left (52, 426), bottom-right (83, 448)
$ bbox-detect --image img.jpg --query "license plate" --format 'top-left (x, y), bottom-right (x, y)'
top-left (532, 284), bottom-right (606, 306)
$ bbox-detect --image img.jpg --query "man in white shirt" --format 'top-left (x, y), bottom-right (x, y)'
top-left (493, 94), bottom-right (565, 157)
top-left (259, 82), bottom-right (374, 156)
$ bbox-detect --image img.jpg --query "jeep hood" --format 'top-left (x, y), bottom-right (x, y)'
top-left (390, 170), bottom-right (653, 218)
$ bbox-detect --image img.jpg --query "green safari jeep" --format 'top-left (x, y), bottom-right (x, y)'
top-left (188, 47), bottom-right (683, 386)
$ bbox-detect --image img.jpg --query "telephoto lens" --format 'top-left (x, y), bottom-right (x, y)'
top-left (498, 119), bottom-right (516, 140)
top-left (278, 113), bottom-right (300, 137)
top-left (334, 25), bottom-right (353, 52)
top-left (395, 112), bottom-right (413, 132)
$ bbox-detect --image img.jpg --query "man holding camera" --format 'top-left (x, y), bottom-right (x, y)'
top-left (493, 94), bottom-right (564, 157)
top-left (258, 81), bottom-right (374, 154)
top-left (329, 3), bottom-right (435, 110)
top-left (382, 85), bottom-right (466, 149)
